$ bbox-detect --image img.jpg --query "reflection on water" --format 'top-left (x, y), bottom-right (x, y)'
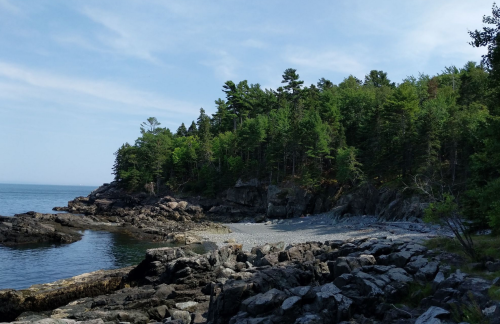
top-left (0, 230), bottom-right (190, 290)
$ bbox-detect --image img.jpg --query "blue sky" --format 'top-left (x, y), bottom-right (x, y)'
top-left (0, 0), bottom-right (492, 186)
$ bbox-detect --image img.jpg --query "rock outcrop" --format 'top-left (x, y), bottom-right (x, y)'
top-left (62, 183), bottom-right (205, 223)
top-left (59, 181), bottom-right (430, 225)
top-left (0, 267), bottom-right (133, 322)
top-left (3, 238), bottom-right (499, 324)
top-left (206, 180), bottom-right (429, 222)
top-left (332, 183), bottom-right (429, 222)
top-left (0, 213), bottom-right (83, 245)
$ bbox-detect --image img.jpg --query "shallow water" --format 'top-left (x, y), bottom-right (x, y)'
top-left (0, 230), bottom-right (184, 290)
top-left (0, 183), bottom-right (206, 290)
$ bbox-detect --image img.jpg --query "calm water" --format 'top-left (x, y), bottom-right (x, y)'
top-left (0, 184), bottom-right (185, 290)
top-left (0, 230), bottom-right (180, 290)
top-left (0, 183), bottom-right (97, 216)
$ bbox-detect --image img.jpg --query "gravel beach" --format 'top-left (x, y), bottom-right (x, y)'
top-left (196, 213), bottom-right (452, 251)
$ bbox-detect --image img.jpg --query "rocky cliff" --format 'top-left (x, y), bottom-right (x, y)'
top-left (206, 180), bottom-right (428, 222)
top-left (64, 180), bottom-right (428, 225)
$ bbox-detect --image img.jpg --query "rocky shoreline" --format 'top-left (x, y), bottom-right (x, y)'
top-left (0, 180), bottom-right (430, 247)
top-left (1, 237), bottom-right (500, 323)
top-left (1, 181), bottom-right (496, 323)
top-left (0, 184), bottom-right (230, 246)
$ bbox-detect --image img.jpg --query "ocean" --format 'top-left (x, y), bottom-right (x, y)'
top-left (0, 183), bottom-right (178, 290)
top-left (0, 183), bottom-right (97, 216)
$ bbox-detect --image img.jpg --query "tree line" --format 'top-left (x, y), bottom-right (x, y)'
top-left (113, 4), bottom-right (500, 232)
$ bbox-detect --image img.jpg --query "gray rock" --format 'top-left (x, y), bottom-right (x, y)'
top-left (243, 288), bottom-right (288, 317)
top-left (433, 271), bottom-right (445, 291)
top-left (405, 256), bottom-right (428, 274)
top-left (148, 305), bottom-right (169, 321)
top-left (358, 254), bottom-right (376, 266)
top-left (370, 243), bottom-right (393, 256)
top-left (175, 301), bottom-right (198, 311)
top-left (294, 314), bottom-right (322, 324)
top-left (290, 286), bottom-right (316, 301)
top-left (333, 258), bottom-right (352, 278)
top-left (389, 251), bottom-right (413, 267)
top-left (386, 268), bottom-right (413, 282)
top-left (280, 296), bottom-right (302, 315)
top-left (483, 305), bottom-right (497, 317)
top-left (415, 306), bottom-right (449, 324)
top-left (437, 270), bottom-right (467, 290)
top-left (171, 310), bottom-right (191, 324)
top-left (416, 261), bottom-right (439, 281)
top-left (333, 273), bottom-right (353, 288)
top-left (354, 272), bottom-right (384, 296)
top-left (77, 320), bottom-right (105, 324)
top-left (486, 261), bottom-right (500, 272)
top-left (154, 284), bottom-right (175, 299)
top-left (317, 283), bottom-right (341, 298)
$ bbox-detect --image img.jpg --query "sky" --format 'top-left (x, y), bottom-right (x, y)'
top-left (0, 0), bottom-right (493, 186)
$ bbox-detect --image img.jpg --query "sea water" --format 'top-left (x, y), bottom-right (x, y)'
top-left (0, 183), bottom-right (181, 290)
top-left (0, 183), bottom-right (97, 216)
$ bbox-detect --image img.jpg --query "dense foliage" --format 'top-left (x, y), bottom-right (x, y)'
top-left (113, 4), bottom-right (500, 231)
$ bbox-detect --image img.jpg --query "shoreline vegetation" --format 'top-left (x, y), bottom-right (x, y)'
top-left (2, 5), bottom-right (500, 324)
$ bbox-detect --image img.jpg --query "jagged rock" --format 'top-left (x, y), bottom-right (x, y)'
top-left (331, 183), bottom-right (428, 221)
top-left (415, 261), bottom-right (439, 281)
top-left (241, 289), bottom-right (288, 316)
top-left (415, 306), bottom-right (449, 324)
top-left (0, 214), bottom-right (83, 246)
top-left (405, 255), bottom-right (428, 274)
top-left (3, 238), bottom-right (498, 324)
top-left (280, 295), bottom-right (302, 316)
top-left (389, 251), bottom-right (413, 268)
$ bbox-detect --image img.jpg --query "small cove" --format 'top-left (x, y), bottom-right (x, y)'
top-left (0, 230), bottom-right (185, 290)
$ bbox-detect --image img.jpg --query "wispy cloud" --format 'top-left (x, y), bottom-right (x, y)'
top-left (284, 47), bottom-right (367, 77)
top-left (80, 7), bottom-right (166, 64)
top-left (201, 51), bottom-right (240, 81)
top-left (241, 39), bottom-right (267, 49)
top-left (53, 34), bottom-right (110, 54)
top-left (0, 61), bottom-right (200, 116)
top-left (0, 0), bottom-right (19, 14)
top-left (394, 2), bottom-right (489, 65)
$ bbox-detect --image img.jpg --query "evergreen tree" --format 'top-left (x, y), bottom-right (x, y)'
top-left (176, 123), bottom-right (188, 137)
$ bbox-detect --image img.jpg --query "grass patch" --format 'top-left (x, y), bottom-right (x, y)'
top-left (489, 285), bottom-right (500, 301)
top-left (425, 235), bottom-right (500, 260)
top-left (425, 235), bottom-right (500, 280)
top-left (450, 292), bottom-right (489, 324)
top-left (401, 282), bottom-right (433, 307)
top-left (425, 236), bottom-right (463, 254)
